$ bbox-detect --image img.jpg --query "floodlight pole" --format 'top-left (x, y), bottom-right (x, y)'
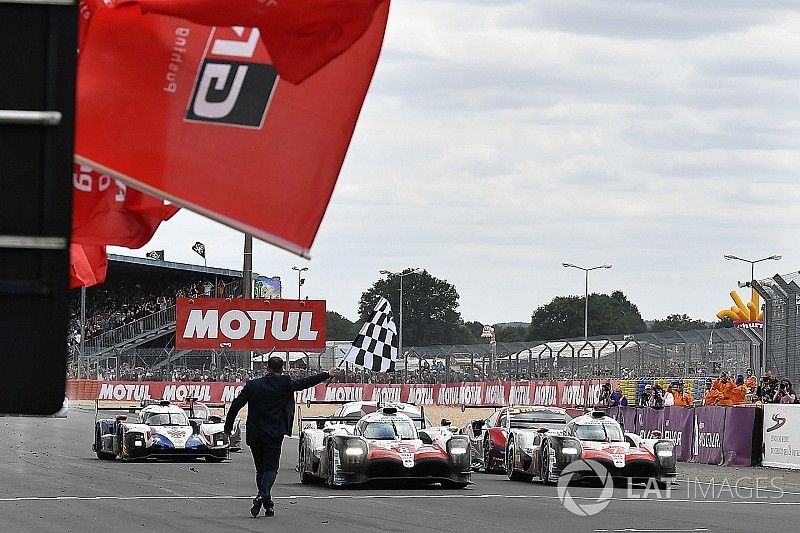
top-left (562, 262), bottom-right (612, 376)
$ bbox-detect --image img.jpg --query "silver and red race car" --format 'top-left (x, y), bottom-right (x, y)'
top-left (297, 403), bottom-right (472, 488)
top-left (505, 410), bottom-right (677, 487)
top-left (93, 399), bottom-right (229, 461)
top-left (464, 405), bottom-right (571, 472)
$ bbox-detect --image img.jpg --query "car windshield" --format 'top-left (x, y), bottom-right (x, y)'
top-left (574, 422), bottom-right (624, 442)
top-left (362, 419), bottom-right (417, 440)
top-left (146, 412), bottom-right (189, 426)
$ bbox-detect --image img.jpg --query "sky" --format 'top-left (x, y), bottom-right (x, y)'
top-left (111, 0), bottom-right (800, 325)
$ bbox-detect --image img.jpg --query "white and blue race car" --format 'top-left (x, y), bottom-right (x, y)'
top-left (92, 400), bottom-right (229, 461)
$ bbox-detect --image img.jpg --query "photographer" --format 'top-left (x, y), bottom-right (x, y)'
top-left (597, 382), bottom-right (612, 408)
top-left (773, 379), bottom-right (797, 404)
top-left (756, 375), bottom-right (776, 404)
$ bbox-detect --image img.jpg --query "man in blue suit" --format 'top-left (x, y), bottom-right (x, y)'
top-left (225, 356), bottom-right (338, 517)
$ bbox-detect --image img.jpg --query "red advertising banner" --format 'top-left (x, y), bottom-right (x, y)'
top-left (175, 298), bottom-right (326, 351)
top-left (90, 379), bottom-right (617, 407)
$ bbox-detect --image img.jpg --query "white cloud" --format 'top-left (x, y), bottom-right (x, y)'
top-left (113, 1), bottom-right (800, 326)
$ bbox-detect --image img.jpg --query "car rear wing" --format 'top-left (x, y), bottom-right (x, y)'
top-left (94, 399), bottom-right (141, 423)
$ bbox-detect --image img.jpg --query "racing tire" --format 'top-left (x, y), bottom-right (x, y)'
top-left (483, 436), bottom-right (497, 473)
top-left (506, 439), bottom-right (533, 482)
top-left (205, 456), bottom-right (225, 463)
top-left (298, 440), bottom-right (315, 484)
top-left (441, 481), bottom-right (469, 489)
top-left (94, 427), bottom-right (116, 461)
top-left (540, 441), bottom-right (553, 485)
top-left (325, 445), bottom-right (339, 489)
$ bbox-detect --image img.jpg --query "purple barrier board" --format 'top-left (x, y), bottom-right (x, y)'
top-left (663, 407), bottom-right (694, 462)
top-left (721, 406), bottom-right (757, 466)
top-left (639, 407), bottom-right (665, 438)
top-left (691, 406), bottom-right (725, 465)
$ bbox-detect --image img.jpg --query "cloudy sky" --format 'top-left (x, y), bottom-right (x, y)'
top-left (111, 0), bottom-right (800, 325)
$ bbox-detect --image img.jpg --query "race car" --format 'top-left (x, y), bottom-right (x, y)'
top-left (505, 410), bottom-right (677, 488)
top-left (92, 399), bottom-right (229, 461)
top-left (297, 404), bottom-right (472, 488)
top-left (464, 405), bottom-right (571, 473)
top-left (177, 398), bottom-right (242, 451)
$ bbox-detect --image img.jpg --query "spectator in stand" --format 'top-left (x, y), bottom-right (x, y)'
top-left (728, 375), bottom-right (748, 405)
top-left (664, 383), bottom-right (676, 406)
top-left (744, 368), bottom-right (757, 392)
top-left (650, 384), bottom-right (665, 409)
top-left (610, 386), bottom-right (628, 407)
top-left (773, 379), bottom-right (797, 404)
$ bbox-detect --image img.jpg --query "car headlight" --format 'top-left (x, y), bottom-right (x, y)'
top-left (561, 447), bottom-right (579, 455)
top-left (450, 447), bottom-right (468, 455)
top-left (657, 449), bottom-right (673, 457)
top-left (344, 447), bottom-right (365, 456)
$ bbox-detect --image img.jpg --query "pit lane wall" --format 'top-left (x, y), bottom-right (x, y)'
top-left (68, 379), bottom-right (618, 407)
top-left (609, 406), bottom-right (764, 467)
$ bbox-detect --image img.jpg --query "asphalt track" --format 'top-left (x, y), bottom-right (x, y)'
top-left (1, 408), bottom-right (799, 533)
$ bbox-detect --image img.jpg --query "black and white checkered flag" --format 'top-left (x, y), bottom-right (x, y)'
top-left (343, 297), bottom-right (398, 372)
top-left (192, 241), bottom-right (206, 258)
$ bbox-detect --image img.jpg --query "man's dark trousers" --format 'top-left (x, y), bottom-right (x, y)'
top-left (250, 437), bottom-right (283, 507)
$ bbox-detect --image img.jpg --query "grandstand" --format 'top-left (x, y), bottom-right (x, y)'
top-left (69, 254), bottom-right (251, 379)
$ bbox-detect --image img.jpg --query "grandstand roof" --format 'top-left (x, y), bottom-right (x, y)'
top-left (108, 254), bottom-right (255, 279)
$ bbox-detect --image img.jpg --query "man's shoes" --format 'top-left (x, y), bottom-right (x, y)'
top-left (264, 507), bottom-right (275, 517)
top-left (250, 496), bottom-right (263, 518)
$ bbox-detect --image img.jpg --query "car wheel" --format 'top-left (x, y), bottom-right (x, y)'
top-left (540, 441), bottom-right (553, 484)
top-left (299, 440), bottom-right (314, 484)
top-left (94, 427), bottom-right (115, 460)
top-left (506, 438), bottom-right (533, 482)
top-left (325, 445), bottom-right (338, 489)
top-left (483, 437), bottom-right (495, 473)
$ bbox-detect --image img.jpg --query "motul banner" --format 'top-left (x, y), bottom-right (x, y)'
top-left (175, 298), bottom-right (326, 351)
top-left (92, 379), bottom-right (618, 407)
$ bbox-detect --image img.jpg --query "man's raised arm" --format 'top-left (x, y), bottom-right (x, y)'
top-left (291, 368), bottom-right (339, 392)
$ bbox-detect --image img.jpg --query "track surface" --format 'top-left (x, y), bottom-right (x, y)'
top-left (1, 408), bottom-right (798, 532)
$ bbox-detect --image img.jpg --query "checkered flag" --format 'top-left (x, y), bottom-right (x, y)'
top-left (343, 297), bottom-right (398, 372)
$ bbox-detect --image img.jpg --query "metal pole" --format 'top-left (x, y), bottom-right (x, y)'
top-left (79, 286), bottom-right (86, 380)
top-left (584, 269), bottom-right (589, 342)
top-left (242, 233), bottom-right (252, 298)
top-left (297, 269), bottom-right (302, 299)
top-left (400, 274), bottom-right (405, 383)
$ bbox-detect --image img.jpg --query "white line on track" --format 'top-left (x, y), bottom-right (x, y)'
top-left (594, 529), bottom-right (709, 532)
top-left (0, 494), bottom-right (798, 505)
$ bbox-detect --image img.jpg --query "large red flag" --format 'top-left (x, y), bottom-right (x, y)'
top-left (69, 244), bottom-right (108, 288)
top-left (75, 1), bottom-right (390, 257)
top-left (72, 163), bottom-right (179, 248)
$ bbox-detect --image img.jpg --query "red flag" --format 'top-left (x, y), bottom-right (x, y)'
top-left (75, 2), bottom-right (390, 257)
top-left (115, 0), bottom-right (387, 84)
top-left (69, 244), bottom-right (108, 288)
top-left (72, 163), bottom-right (179, 249)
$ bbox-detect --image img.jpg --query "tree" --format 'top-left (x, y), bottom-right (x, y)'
top-left (650, 314), bottom-right (708, 332)
top-left (358, 269), bottom-right (473, 346)
top-left (494, 325), bottom-right (527, 342)
top-left (526, 290), bottom-right (646, 341)
top-left (326, 311), bottom-right (360, 341)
